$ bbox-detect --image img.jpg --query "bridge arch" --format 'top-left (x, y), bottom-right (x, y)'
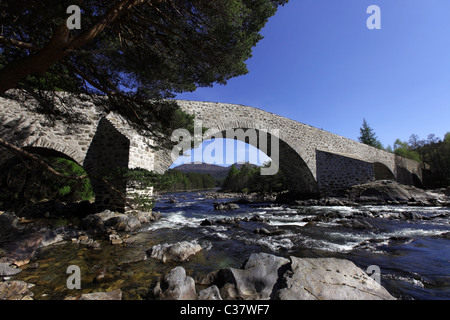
top-left (155, 118), bottom-right (320, 198)
top-left (0, 145), bottom-right (96, 205)
top-left (373, 162), bottom-right (396, 181)
top-left (1, 94), bottom-right (425, 211)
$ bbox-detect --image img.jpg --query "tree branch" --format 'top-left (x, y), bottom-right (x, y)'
top-left (0, 0), bottom-right (166, 94)
top-left (0, 36), bottom-right (40, 51)
top-left (0, 137), bottom-right (87, 180)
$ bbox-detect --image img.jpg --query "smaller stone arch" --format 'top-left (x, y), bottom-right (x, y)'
top-left (0, 146), bottom-right (95, 206)
top-left (412, 173), bottom-right (424, 189)
top-left (373, 162), bottom-right (396, 181)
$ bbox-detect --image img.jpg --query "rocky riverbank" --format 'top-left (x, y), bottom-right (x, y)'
top-left (0, 203), bottom-right (161, 300)
top-left (1, 180), bottom-right (449, 300)
top-left (205, 180), bottom-right (450, 207)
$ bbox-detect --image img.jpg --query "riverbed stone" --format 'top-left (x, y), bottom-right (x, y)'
top-left (214, 202), bottom-right (240, 210)
top-left (1, 232), bottom-right (44, 266)
top-left (0, 263), bottom-right (22, 276)
top-left (198, 285), bottom-right (222, 300)
top-left (79, 289), bottom-right (123, 300)
top-left (0, 280), bottom-right (35, 300)
top-left (80, 214), bottom-right (107, 236)
top-left (149, 241), bottom-right (202, 263)
top-left (216, 253), bottom-right (290, 300)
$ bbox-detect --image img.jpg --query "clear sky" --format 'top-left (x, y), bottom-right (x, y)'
top-left (175, 0), bottom-right (450, 157)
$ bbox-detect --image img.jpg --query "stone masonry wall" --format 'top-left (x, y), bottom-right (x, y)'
top-left (316, 150), bottom-right (375, 196)
top-left (0, 93), bottom-right (155, 212)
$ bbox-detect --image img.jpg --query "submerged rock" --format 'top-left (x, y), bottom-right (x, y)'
top-left (0, 232), bottom-right (44, 267)
top-left (214, 202), bottom-right (240, 210)
top-left (78, 289), bottom-right (122, 300)
top-left (0, 263), bottom-right (22, 276)
top-left (0, 280), bottom-right (35, 300)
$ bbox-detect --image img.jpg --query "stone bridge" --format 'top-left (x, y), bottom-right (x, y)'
top-left (0, 94), bottom-right (423, 212)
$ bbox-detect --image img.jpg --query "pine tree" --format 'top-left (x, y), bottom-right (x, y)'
top-left (358, 119), bottom-right (383, 149)
top-left (0, 0), bottom-right (288, 162)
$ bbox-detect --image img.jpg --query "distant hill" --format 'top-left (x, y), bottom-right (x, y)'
top-left (172, 162), bottom-right (258, 181)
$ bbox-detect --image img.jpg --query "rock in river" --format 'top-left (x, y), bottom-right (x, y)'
top-left (153, 253), bottom-right (396, 300)
top-left (214, 202), bottom-right (240, 210)
top-left (277, 257), bottom-right (395, 300)
top-left (148, 241), bottom-right (202, 263)
top-left (153, 266), bottom-right (197, 300)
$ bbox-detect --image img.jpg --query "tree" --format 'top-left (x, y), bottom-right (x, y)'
top-left (0, 0), bottom-right (287, 203)
top-left (223, 164), bottom-right (239, 191)
top-left (221, 162), bottom-right (286, 193)
top-left (394, 133), bottom-right (450, 187)
top-left (358, 118), bottom-right (383, 149)
top-left (393, 138), bottom-right (421, 162)
top-left (0, 0), bottom-right (287, 137)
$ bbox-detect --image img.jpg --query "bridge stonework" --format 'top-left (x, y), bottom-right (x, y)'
top-left (0, 94), bottom-right (423, 212)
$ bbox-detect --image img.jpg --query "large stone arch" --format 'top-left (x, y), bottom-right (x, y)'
top-left (154, 117), bottom-right (319, 197)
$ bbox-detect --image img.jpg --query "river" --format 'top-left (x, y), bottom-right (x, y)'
top-left (14, 190), bottom-right (450, 300)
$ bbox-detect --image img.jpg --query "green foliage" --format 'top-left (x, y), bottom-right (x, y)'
top-left (1, 0), bottom-right (288, 146)
top-left (392, 133), bottom-right (450, 187)
top-left (393, 138), bottom-right (421, 162)
top-left (51, 158), bottom-right (94, 201)
top-left (156, 169), bottom-right (216, 191)
top-left (58, 185), bottom-right (71, 197)
top-left (358, 119), bottom-right (383, 149)
top-left (0, 156), bottom-right (94, 205)
top-left (129, 194), bottom-right (156, 212)
top-left (222, 162), bottom-right (286, 193)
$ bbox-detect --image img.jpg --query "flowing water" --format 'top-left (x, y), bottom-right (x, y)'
top-left (14, 190), bottom-right (450, 300)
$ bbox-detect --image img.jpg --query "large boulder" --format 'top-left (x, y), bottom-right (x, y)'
top-left (214, 253), bottom-right (290, 300)
top-left (194, 253), bottom-right (395, 300)
top-left (277, 257), bottom-right (395, 300)
top-left (80, 214), bottom-right (106, 236)
top-left (96, 210), bottom-right (141, 232)
top-left (153, 266), bottom-right (197, 300)
top-left (149, 241), bottom-right (202, 263)
top-left (0, 232), bottom-right (44, 266)
top-left (344, 180), bottom-right (440, 205)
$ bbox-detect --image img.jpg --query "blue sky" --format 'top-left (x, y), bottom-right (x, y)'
top-left (172, 0), bottom-right (450, 167)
